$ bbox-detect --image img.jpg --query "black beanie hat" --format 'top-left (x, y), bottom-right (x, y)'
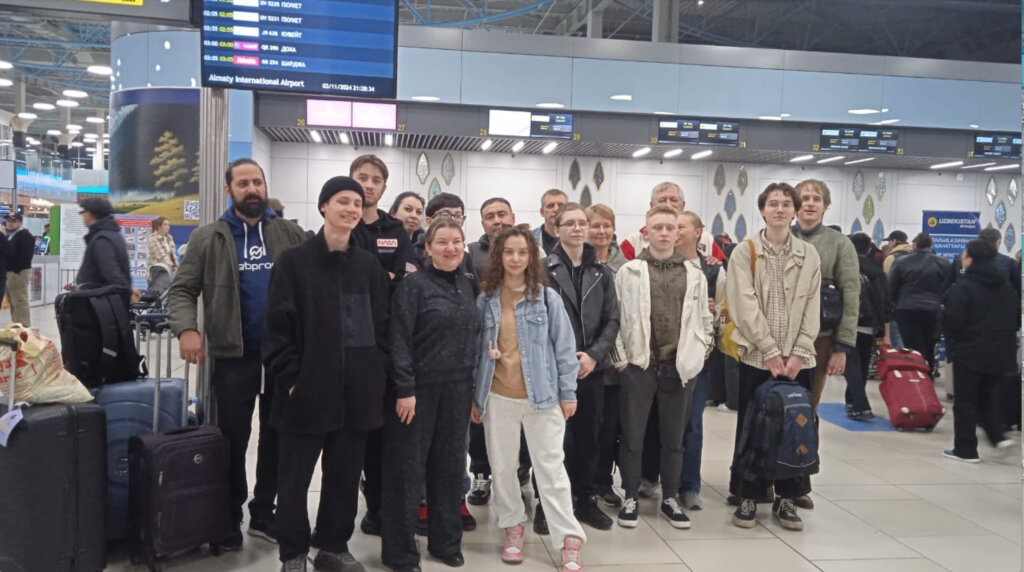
top-left (318, 176), bottom-right (365, 216)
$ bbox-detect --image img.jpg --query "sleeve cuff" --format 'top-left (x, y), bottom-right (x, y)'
top-left (559, 390), bottom-right (577, 403)
top-left (763, 347), bottom-right (782, 361)
top-left (395, 386), bottom-right (415, 398)
top-left (791, 347), bottom-right (816, 362)
top-left (833, 343), bottom-right (854, 353)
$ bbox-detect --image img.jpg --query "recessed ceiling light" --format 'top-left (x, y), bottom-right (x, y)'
top-left (164, 41), bottom-right (171, 50)
top-left (27, 140), bottom-right (39, 146)
top-left (155, 64), bottom-right (161, 72)
top-left (411, 95), bottom-right (440, 101)
top-left (16, 112), bottom-right (37, 119)
top-left (847, 108), bottom-right (880, 115)
top-left (481, 139), bottom-right (493, 151)
top-left (870, 118), bottom-right (900, 125)
top-left (984, 164), bottom-right (1020, 172)
top-left (663, 148), bottom-right (683, 158)
top-left (86, 117), bottom-right (105, 124)
top-left (844, 157), bottom-right (876, 165)
top-left (0, 79), bottom-right (12, 88)
top-left (190, 78), bottom-right (197, 87)
top-left (62, 89), bottom-right (88, 98)
top-left (691, 150), bottom-right (713, 160)
top-left (632, 147), bottom-right (651, 158)
top-left (66, 124), bottom-right (82, 131)
top-left (309, 130), bottom-right (322, 143)
top-left (780, 113), bottom-right (791, 118)
top-left (817, 155), bottom-right (845, 164)
top-left (71, 141), bottom-right (83, 147)
top-left (968, 124), bottom-right (980, 129)
top-left (46, 129), bottom-right (61, 136)
top-left (542, 142), bottom-right (558, 154)
top-left (102, 133), bottom-right (110, 138)
top-left (610, 94), bottom-right (633, 101)
top-left (960, 162), bottom-right (996, 170)
top-left (56, 99), bottom-right (78, 107)
top-left (86, 65), bottom-right (113, 75)
top-left (881, 108), bottom-right (889, 113)
top-left (653, 111), bottom-right (674, 115)
top-left (0, 60), bottom-right (12, 70)
top-left (384, 133), bottom-right (394, 146)
top-left (536, 102), bottom-right (564, 109)
top-left (511, 141), bottom-right (525, 152)
top-left (790, 154), bottom-right (815, 163)
top-left (32, 102), bottom-right (55, 111)
top-left (930, 160), bottom-right (963, 170)
top-left (758, 115), bottom-right (783, 121)
top-left (339, 133), bottom-right (350, 144)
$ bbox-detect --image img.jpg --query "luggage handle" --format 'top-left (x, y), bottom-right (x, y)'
top-left (0, 337), bottom-right (18, 411)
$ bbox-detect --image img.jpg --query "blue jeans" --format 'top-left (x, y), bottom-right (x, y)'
top-left (680, 368), bottom-right (708, 494)
top-left (889, 320), bottom-right (904, 348)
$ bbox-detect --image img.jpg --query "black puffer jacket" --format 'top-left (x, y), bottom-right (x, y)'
top-left (941, 259), bottom-right (1020, 374)
top-left (390, 264), bottom-right (481, 397)
top-left (546, 244), bottom-right (620, 370)
top-left (262, 231), bottom-right (390, 433)
top-left (76, 215), bottom-right (131, 289)
top-left (889, 249), bottom-right (951, 312)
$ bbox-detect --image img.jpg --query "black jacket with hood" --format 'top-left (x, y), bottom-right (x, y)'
top-left (888, 249), bottom-right (951, 312)
top-left (355, 209), bottom-right (413, 287)
top-left (941, 258), bottom-right (1021, 374)
top-left (546, 243), bottom-right (620, 371)
top-left (857, 254), bottom-right (892, 333)
top-left (262, 230), bottom-right (390, 434)
top-left (76, 215), bottom-right (132, 289)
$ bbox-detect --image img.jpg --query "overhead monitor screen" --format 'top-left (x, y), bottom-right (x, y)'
top-left (488, 110), bottom-right (532, 137)
top-left (200, 0), bottom-right (398, 98)
top-left (820, 127), bottom-right (899, 153)
top-left (973, 132), bottom-right (1021, 159)
top-left (530, 113), bottom-right (573, 139)
top-left (657, 119), bottom-right (739, 146)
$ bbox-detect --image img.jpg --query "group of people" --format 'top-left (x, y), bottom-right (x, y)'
top-left (148, 154), bottom-right (1020, 572)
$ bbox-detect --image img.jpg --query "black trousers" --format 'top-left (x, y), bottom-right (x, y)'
top-left (641, 399), bottom-right (661, 483)
top-left (841, 344), bottom-right (872, 412)
top-left (469, 421), bottom-right (491, 476)
top-left (213, 350), bottom-right (278, 524)
top-left (707, 348), bottom-right (740, 409)
top-left (856, 332), bottom-right (877, 382)
top-left (319, 425), bottom-right (381, 539)
top-left (894, 309), bottom-right (939, 371)
top-left (276, 427), bottom-right (367, 561)
top-left (594, 382), bottom-right (621, 488)
top-left (564, 371), bottom-right (604, 501)
top-left (952, 363), bottom-right (1006, 459)
top-left (728, 361), bottom-right (812, 500)
top-left (381, 382), bottom-right (472, 568)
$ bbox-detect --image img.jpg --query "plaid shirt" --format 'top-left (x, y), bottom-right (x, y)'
top-left (739, 230), bottom-right (816, 370)
top-left (147, 233), bottom-right (178, 272)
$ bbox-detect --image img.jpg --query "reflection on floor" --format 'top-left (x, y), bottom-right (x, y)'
top-left (21, 306), bottom-right (1020, 572)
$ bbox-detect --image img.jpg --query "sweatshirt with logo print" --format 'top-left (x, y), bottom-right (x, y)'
top-left (222, 206), bottom-right (277, 351)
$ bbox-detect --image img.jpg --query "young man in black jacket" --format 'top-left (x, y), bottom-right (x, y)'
top-left (941, 240), bottom-right (1020, 463)
top-left (75, 198), bottom-right (132, 289)
top-left (5, 214), bottom-right (34, 326)
top-left (849, 233), bottom-right (890, 420)
top-left (888, 232), bottom-right (951, 371)
top-left (263, 176), bottom-right (390, 572)
top-left (351, 154), bottom-right (414, 284)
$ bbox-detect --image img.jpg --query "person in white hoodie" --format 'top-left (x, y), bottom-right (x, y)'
top-left (611, 204), bottom-right (714, 531)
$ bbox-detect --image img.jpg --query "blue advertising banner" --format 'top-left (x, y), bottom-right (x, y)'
top-left (922, 210), bottom-right (981, 261)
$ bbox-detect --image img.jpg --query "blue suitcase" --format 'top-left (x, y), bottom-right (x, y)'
top-left (91, 316), bottom-right (190, 540)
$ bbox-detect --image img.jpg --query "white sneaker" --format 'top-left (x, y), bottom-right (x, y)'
top-left (996, 439), bottom-right (1015, 450)
top-left (717, 403), bottom-right (734, 413)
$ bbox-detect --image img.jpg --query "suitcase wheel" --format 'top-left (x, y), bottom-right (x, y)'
top-left (924, 426), bottom-right (934, 432)
top-left (895, 425), bottom-right (904, 431)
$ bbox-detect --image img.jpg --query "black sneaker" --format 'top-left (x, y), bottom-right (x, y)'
top-left (772, 498), bottom-right (804, 531)
top-left (360, 512), bottom-right (381, 536)
top-left (574, 496), bottom-right (613, 530)
top-left (248, 517), bottom-right (277, 544)
top-left (517, 466), bottom-right (531, 487)
top-left (792, 495), bottom-right (814, 510)
top-left (281, 554), bottom-right (309, 572)
top-left (533, 502), bottom-right (549, 535)
top-left (597, 483), bottom-right (622, 507)
top-left (314, 550), bottom-right (367, 572)
top-left (617, 497), bottom-right (639, 528)
top-left (660, 497), bottom-right (691, 529)
top-left (217, 526), bottom-right (244, 551)
top-left (467, 474), bottom-right (491, 506)
top-left (732, 498), bottom-right (757, 529)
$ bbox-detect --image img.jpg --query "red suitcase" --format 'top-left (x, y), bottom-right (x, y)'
top-left (877, 346), bottom-right (930, 379)
top-left (879, 368), bottom-right (945, 431)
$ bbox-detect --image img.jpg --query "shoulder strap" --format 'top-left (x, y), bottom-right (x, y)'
top-left (747, 238), bottom-right (756, 276)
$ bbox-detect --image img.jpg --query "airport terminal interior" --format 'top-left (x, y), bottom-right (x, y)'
top-left (0, 0), bottom-right (1022, 571)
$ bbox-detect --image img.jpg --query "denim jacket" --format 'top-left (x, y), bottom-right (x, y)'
top-left (473, 286), bottom-right (580, 416)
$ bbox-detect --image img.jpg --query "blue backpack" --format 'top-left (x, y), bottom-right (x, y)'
top-left (734, 378), bottom-right (820, 481)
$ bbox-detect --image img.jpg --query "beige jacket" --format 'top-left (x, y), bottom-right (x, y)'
top-left (725, 234), bottom-right (822, 363)
top-left (612, 258), bottom-right (714, 385)
top-left (883, 243), bottom-right (913, 274)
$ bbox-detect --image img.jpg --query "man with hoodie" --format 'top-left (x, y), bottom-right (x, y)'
top-left (168, 157), bottom-right (307, 550)
top-left (350, 154), bottom-right (413, 283)
top-left (75, 198), bottom-right (131, 289)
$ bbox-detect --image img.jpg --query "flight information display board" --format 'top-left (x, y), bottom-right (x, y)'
top-left (200, 0), bottom-right (398, 98)
top-left (820, 127), bottom-right (898, 153)
top-left (530, 113), bottom-right (573, 139)
top-left (973, 132), bottom-right (1021, 159)
top-left (657, 119), bottom-right (739, 146)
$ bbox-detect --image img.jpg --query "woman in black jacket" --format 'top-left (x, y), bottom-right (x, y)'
top-left (381, 217), bottom-right (481, 572)
top-left (262, 177), bottom-right (390, 572)
top-left (941, 239), bottom-right (1021, 463)
top-left (545, 203), bottom-right (620, 531)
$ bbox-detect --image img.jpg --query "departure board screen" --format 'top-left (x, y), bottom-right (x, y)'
top-left (530, 113), bottom-right (573, 139)
top-left (973, 132), bottom-right (1021, 159)
top-left (657, 119), bottom-right (739, 146)
top-left (820, 127), bottom-right (899, 153)
top-left (200, 0), bottom-right (398, 98)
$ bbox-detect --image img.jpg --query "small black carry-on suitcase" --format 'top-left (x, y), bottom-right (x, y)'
top-left (126, 320), bottom-right (232, 572)
top-left (0, 337), bottom-right (108, 572)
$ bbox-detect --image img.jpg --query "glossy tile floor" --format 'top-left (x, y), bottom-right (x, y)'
top-left (26, 306), bottom-right (1022, 572)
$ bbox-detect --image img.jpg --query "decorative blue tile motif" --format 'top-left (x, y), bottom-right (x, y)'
top-left (851, 219), bottom-right (862, 234)
top-left (852, 170), bottom-right (865, 200)
top-left (735, 214), bottom-right (747, 241)
top-left (441, 153), bottom-right (455, 185)
top-left (580, 185), bottom-right (592, 208)
top-left (568, 159), bottom-right (581, 190)
top-left (712, 213), bottom-right (725, 238)
top-left (1005, 224), bottom-right (1016, 251)
top-left (415, 152), bottom-right (430, 184)
top-left (428, 178), bottom-right (442, 199)
top-left (725, 190), bottom-right (737, 220)
top-left (872, 219), bottom-right (885, 245)
top-left (995, 201), bottom-right (1007, 228)
top-left (737, 166), bottom-right (748, 195)
top-left (593, 162), bottom-right (605, 190)
top-left (713, 163), bottom-right (726, 194)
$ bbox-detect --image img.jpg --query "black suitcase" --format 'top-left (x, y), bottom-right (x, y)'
top-left (126, 322), bottom-right (231, 572)
top-left (0, 337), bottom-right (108, 572)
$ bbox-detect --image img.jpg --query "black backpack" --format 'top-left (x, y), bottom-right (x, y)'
top-left (734, 378), bottom-right (820, 482)
top-left (857, 273), bottom-right (876, 330)
top-left (55, 284), bottom-right (147, 387)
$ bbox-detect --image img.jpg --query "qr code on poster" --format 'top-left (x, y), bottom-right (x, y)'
top-left (183, 200), bottom-right (200, 221)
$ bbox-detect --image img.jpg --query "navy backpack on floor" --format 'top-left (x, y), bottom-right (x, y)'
top-left (734, 378), bottom-right (820, 482)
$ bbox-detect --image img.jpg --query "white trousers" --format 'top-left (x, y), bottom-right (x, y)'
top-left (482, 393), bottom-right (587, 551)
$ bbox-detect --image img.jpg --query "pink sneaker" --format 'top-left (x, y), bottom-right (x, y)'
top-left (561, 535), bottom-right (583, 572)
top-left (502, 524), bottom-right (525, 563)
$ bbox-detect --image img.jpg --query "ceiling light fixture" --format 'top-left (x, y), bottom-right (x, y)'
top-left (481, 139), bottom-right (493, 151)
top-left (0, 60), bottom-right (12, 70)
top-left (968, 124), bottom-right (980, 129)
top-left (71, 141), bottom-right (84, 147)
top-left (32, 102), bottom-right (55, 111)
top-left (309, 130), bottom-right (322, 143)
top-left (66, 124), bottom-right (82, 131)
top-left (384, 133), bottom-right (394, 146)
top-left (542, 141), bottom-right (558, 154)
top-left (411, 95), bottom-right (440, 102)
top-left (929, 160), bottom-right (963, 170)
top-left (653, 111), bottom-right (674, 115)
top-left (844, 157), bottom-right (876, 165)
top-left (870, 118), bottom-right (901, 125)
top-left (817, 155), bottom-right (846, 164)
top-left (62, 89), bottom-right (88, 98)
top-left (16, 112), bottom-right (37, 119)
top-left (847, 108), bottom-right (880, 115)
top-left (46, 129), bottom-right (61, 136)
top-left (789, 154), bottom-right (815, 163)
top-left (663, 148), bottom-right (683, 158)
top-left (690, 150), bottom-right (713, 160)
top-left (511, 140), bottom-right (525, 152)
top-left (86, 117), bottom-right (105, 124)
top-left (0, 79), bottom-right (12, 88)
top-left (535, 102), bottom-right (565, 109)
top-left (56, 99), bottom-right (79, 108)
top-left (984, 164), bottom-right (1021, 172)
top-left (632, 147), bottom-right (651, 158)
top-left (610, 94), bottom-right (633, 101)
top-left (960, 162), bottom-right (996, 170)
top-left (339, 133), bottom-right (350, 144)
top-left (758, 115), bottom-right (783, 121)
top-left (780, 113), bottom-right (791, 118)
top-left (86, 65), bottom-right (113, 76)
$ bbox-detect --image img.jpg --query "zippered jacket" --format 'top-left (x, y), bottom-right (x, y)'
top-left (545, 243), bottom-right (620, 371)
